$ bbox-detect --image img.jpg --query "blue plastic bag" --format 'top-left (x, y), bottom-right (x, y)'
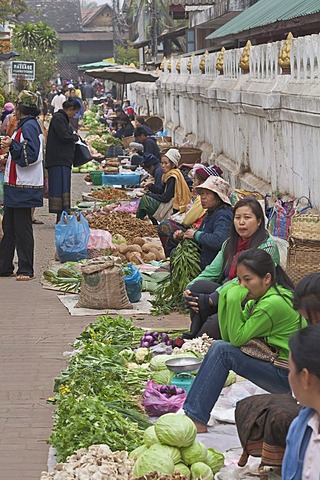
top-left (55, 211), bottom-right (90, 263)
top-left (123, 263), bottom-right (142, 303)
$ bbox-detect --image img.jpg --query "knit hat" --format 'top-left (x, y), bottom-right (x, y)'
top-left (141, 153), bottom-right (159, 168)
top-left (164, 148), bottom-right (181, 167)
top-left (129, 141), bottom-right (144, 152)
top-left (195, 165), bottom-right (223, 180)
top-left (4, 102), bottom-right (14, 111)
top-left (195, 176), bottom-right (231, 205)
top-left (17, 90), bottom-right (38, 107)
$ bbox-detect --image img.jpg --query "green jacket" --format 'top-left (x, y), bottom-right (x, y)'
top-left (188, 234), bottom-right (280, 289)
top-left (218, 282), bottom-right (306, 359)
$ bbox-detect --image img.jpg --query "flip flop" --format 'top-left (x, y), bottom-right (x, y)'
top-left (16, 275), bottom-right (35, 281)
top-left (32, 219), bottom-right (44, 224)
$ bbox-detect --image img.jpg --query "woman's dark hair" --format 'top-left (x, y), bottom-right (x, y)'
top-left (293, 273), bottom-right (320, 324)
top-left (62, 98), bottom-right (81, 110)
top-left (237, 248), bottom-right (295, 291)
top-left (17, 103), bottom-right (40, 117)
top-left (289, 325), bottom-right (320, 379)
top-left (223, 197), bottom-right (267, 269)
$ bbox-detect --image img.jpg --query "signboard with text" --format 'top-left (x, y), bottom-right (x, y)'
top-left (11, 61), bottom-right (35, 81)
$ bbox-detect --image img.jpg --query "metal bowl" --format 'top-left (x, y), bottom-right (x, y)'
top-left (165, 357), bottom-right (203, 373)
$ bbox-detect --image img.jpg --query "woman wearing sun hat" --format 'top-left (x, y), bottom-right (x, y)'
top-left (158, 168), bottom-right (233, 267)
top-left (0, 90), bottom-right (43, 281)
top-left (136, 148), bottom-right (191, 224)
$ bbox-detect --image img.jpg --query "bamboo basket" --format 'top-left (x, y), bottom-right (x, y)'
top-left (122, 136), bottom-right (135, 148)
top-left (160, 147), bottom-right (202, 165)
top-left (290, 213), bottom-right (320, 241)
top-left (286, 237), bottom-right (320, 284)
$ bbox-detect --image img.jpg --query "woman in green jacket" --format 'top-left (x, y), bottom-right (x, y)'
top-left (183, 197), bottom-right (279, 338)
top-left (183, 248), bottom-right (307, 433)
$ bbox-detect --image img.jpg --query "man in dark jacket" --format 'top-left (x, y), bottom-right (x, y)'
top-left (132, 126), bottom-right (161, 165)
top-left (141, 154), bottom-right (163, 193)
top-left (45, 98), bottom-right (80, 222)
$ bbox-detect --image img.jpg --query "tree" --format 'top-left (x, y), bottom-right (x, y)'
top-left (116, 41), bottom-right (139, 65)
top-left (0, 0), bottom-right (25, 24)
top-left (11, 22), bottom-right (59, 87)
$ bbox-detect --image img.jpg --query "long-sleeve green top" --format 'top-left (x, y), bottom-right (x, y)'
top-left (218, 282), bottom-right (307, 359)
top-left (188, 234), bottom-right (280, 289)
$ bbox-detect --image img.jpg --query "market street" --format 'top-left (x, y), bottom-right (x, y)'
top-left (0, 173), bottom-right (188, 479)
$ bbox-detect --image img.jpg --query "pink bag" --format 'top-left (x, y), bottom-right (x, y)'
top-left (141, 380), bottom-right (187, 417)
top-left (87, 229), bottom-right (114, 258)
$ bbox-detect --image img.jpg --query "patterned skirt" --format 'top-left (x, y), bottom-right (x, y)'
top-left (47, 165), bottom-right (71, 214)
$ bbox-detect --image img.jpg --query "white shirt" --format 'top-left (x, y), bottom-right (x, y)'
top-left (302, 412), bottom-right (320, 480)
top-left (51, 94), bottom-right (66, 113)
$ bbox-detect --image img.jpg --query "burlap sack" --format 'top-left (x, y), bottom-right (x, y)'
top-left (76, 256), bottom-right (132, 310)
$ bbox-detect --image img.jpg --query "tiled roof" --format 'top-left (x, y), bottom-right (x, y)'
top-left (58, 32), bottom-right (113, 41)
top-left (17, 0), bottom-right (82, 33)
top-left (207, 0), bottom-right (320, 39)
top-left (81, 4), bottom-right (112, 27)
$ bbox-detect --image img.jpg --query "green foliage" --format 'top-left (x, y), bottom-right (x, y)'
top-left (0, 0), bottom-right (25, 23)
top-left (116, 41), bottom-right (139, 66)
top-left (11, 22), bottom-right (59, 86)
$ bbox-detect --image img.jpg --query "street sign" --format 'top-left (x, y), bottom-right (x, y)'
top-left (11, 61), bottom-right (35, 81)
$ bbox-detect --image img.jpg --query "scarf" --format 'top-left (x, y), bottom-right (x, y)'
top-left (228, 236), bottom-right (252, 280)
top-left (162, 168), bottom-right (191, 212)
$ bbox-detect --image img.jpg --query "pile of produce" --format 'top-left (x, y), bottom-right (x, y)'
top-left (72, 160), bottom-right (101, 174)
top-left (151, 240), bottom-right (201, 314)
top-left (139, 331), bottom-right (172, 348)
top-left (172, 335), bottom-right (214, 356)
top-left (114, 237), bottom-right (166, 264)
top-left (40, 444), bottom-right (134, 480)
top-left (49, 316), bottom-right (152, 462)
top-left (130, 414), bottom-right (224, 479)
top-left (88, 187), bottom-right (129, 201)
top-left (85, 133), bottom-right (122, 156)
top-left (43, 263), bottom-right (83, 293)
top-left (83, 211), bottom-right (158, 243)
top-left (82, 110), bottom-right (101, 131)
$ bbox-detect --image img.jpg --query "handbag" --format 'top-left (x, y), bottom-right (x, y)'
top-left (240, 338), bottom-right (289, 370)
top-left (73, 137), bottom-right (92, 167)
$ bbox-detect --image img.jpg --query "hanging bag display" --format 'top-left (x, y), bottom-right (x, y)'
top-left (267, 196), bottom-right (312, 240)
top-left (55, 211), bottom-right (90, 263)
top-left (73, 137), bottom-right (92, 167)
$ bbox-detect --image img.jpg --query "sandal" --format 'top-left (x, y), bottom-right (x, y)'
top-left (32, 219), bottom-right (44, 225)
top-left (16, 275), bottom-right (35, 281)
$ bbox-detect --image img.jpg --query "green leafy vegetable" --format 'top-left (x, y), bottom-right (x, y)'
top-left (190, 462), bottom-right (214, 480)
top-left (133, 449), bottom-right (175, 476)
top-left (148, 444), bottom-right (182, 464)
top-left (181, 440), bottom-right (208, 466)
top-left (151, 369), bottom-right (175, 385)
top-left (205, 448), bottom-right (225, 475)
top-left (154, 413), bottom-right (197, 448)
top-left (129, 444), bottom-right (149, 460)
top-left (143, 426), bottom-right (161, 447)
top-left (174, 463), bottom-right (191, 478)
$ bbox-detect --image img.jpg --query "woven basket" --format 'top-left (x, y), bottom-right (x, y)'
top-left (290, 213), bottom-right (320, 241)
top-left (160, 147), bottom-right (202, 166)
top-left (145, 116), bottom-right (163, 133)
top-left (122, 136), bottom-right (135, 148)
top-left (286, 236), bottom-right (320, 285)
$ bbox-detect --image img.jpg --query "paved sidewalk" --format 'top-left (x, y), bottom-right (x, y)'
top-left (0, 175), bottom-right (188, 479)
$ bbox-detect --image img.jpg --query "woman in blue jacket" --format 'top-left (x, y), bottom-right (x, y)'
top-left (282, 324), bottom-right (320, 479)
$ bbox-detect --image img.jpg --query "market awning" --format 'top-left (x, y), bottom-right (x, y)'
top-left (206, 0), bottom-right (320, 39)
top-left (78, 60), bottom-right (118, 70)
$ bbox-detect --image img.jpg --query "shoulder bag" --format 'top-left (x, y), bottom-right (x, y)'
top-left (240, 338), bottom-right (289, 370)
top-left (73, 136), bottom-right (92, 167)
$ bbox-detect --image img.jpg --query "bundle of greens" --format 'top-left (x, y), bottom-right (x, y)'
top-left (150, 240), bottom-right (201, 315)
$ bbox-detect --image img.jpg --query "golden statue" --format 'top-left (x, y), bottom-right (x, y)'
top-left (167, 56), bottom-right (173, 73)
top-left (216, 47), bottom-right (226, 73)
top-left (279, 32), bottom-right (294, 70)
top-left (176, 58), bottom-right (181, 73)
top-left (199, 50), bottom-right (208, 74)
top-left (160, 56), bottom-right (166, 72)
top-left (187, 53), bottom-right (194, 73)
top-left (239, 40), bottom-right (252, 71)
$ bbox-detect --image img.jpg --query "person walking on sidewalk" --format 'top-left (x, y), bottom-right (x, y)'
top-left (45, 98), bottom-right (80, 223)
top-left (0, 90), bottom-right (44, 281)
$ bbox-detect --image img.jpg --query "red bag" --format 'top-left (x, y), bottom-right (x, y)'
top-left (141, 380), bottom-right (187, 417)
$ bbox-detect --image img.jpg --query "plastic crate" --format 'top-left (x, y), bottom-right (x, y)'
top-left (102, 173), bottom-right (141, 187)
top-left (90, 171), bottom-right (103, 186)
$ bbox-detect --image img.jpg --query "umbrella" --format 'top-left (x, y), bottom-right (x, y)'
top-left (85, 65), bottom-right (158, 102)
top-left (78, 60), bottom-right (118, 70)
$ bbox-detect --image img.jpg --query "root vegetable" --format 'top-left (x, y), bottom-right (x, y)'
top-left (132, 237), bottom-right (145, 247)
top-left (141, 243), bottom-right (157, 253)
top-left (148, 247), bottom-right (162, 261)
top-left (143, 252), bottom-right (157, 262)
top-left (127, 252), bottom-right (144, 264)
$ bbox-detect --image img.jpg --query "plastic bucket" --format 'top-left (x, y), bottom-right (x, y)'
top-left (90, 171), bottom-right (103, 186)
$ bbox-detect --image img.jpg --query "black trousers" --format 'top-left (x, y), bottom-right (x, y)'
top-left (0, 207), bottom-right (34, 277)
top-left (188, 280), bottom-right (222, 339)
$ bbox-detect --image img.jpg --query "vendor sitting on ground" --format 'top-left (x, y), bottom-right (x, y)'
top-left (135, 116), bottom-right (154, 136)
top-left (158, 166), bottom-right (233, 266)
top-left (113, 114), bottom-right (134, 139)
top-left (140, 154), bottom-right (163, 193)
top-left (136, 149), bottom-right (191, 224)
top-left (183, 197), bottom-right (279, 339)
top-left (132, 126), bottom-right (160, 165)
top-left (183, 248), bottom-right (307, 434)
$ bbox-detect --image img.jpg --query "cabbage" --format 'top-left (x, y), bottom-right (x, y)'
top-left (151, 369), bottom-right (175, 385)
top-left (205, 448), bottom-right (224, 474)
top-left (181, 440), bottom-right (208, 465)
top-left (149, 355), bottom-right (172, 371)
top-left (190, 462), bottom-right (213, 480)
top-left (148, 444), bottom-right (181, 464)
top-left (129, 445), bottom-right (148, 460)
top-left (224, 370), bottom-right (236, 387)
top-left (174, 463), bottom-right (191, 478)
top-left (154, 413), bottom-right (197, 448)
top-left (143, 426), bottom-right (161, 447)
top-left (133, 449), bottom-right (175, 476)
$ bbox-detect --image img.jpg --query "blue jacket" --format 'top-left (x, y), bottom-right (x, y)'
top-left (4, 116), bottom-right (44, 208)
top-left (282, 407), bottom-right (313, 479)
top-left (193, 206), bottom-right (233, 269)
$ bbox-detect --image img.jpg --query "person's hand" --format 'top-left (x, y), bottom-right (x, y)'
top-left (173, 230), bottom-right (184, 241)
top-left (183, 229), bottom-right (196, 239)
top-left (183, 289), bottom-right (200, 312)
top-left (0, 136), bottom-right (12, 148)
